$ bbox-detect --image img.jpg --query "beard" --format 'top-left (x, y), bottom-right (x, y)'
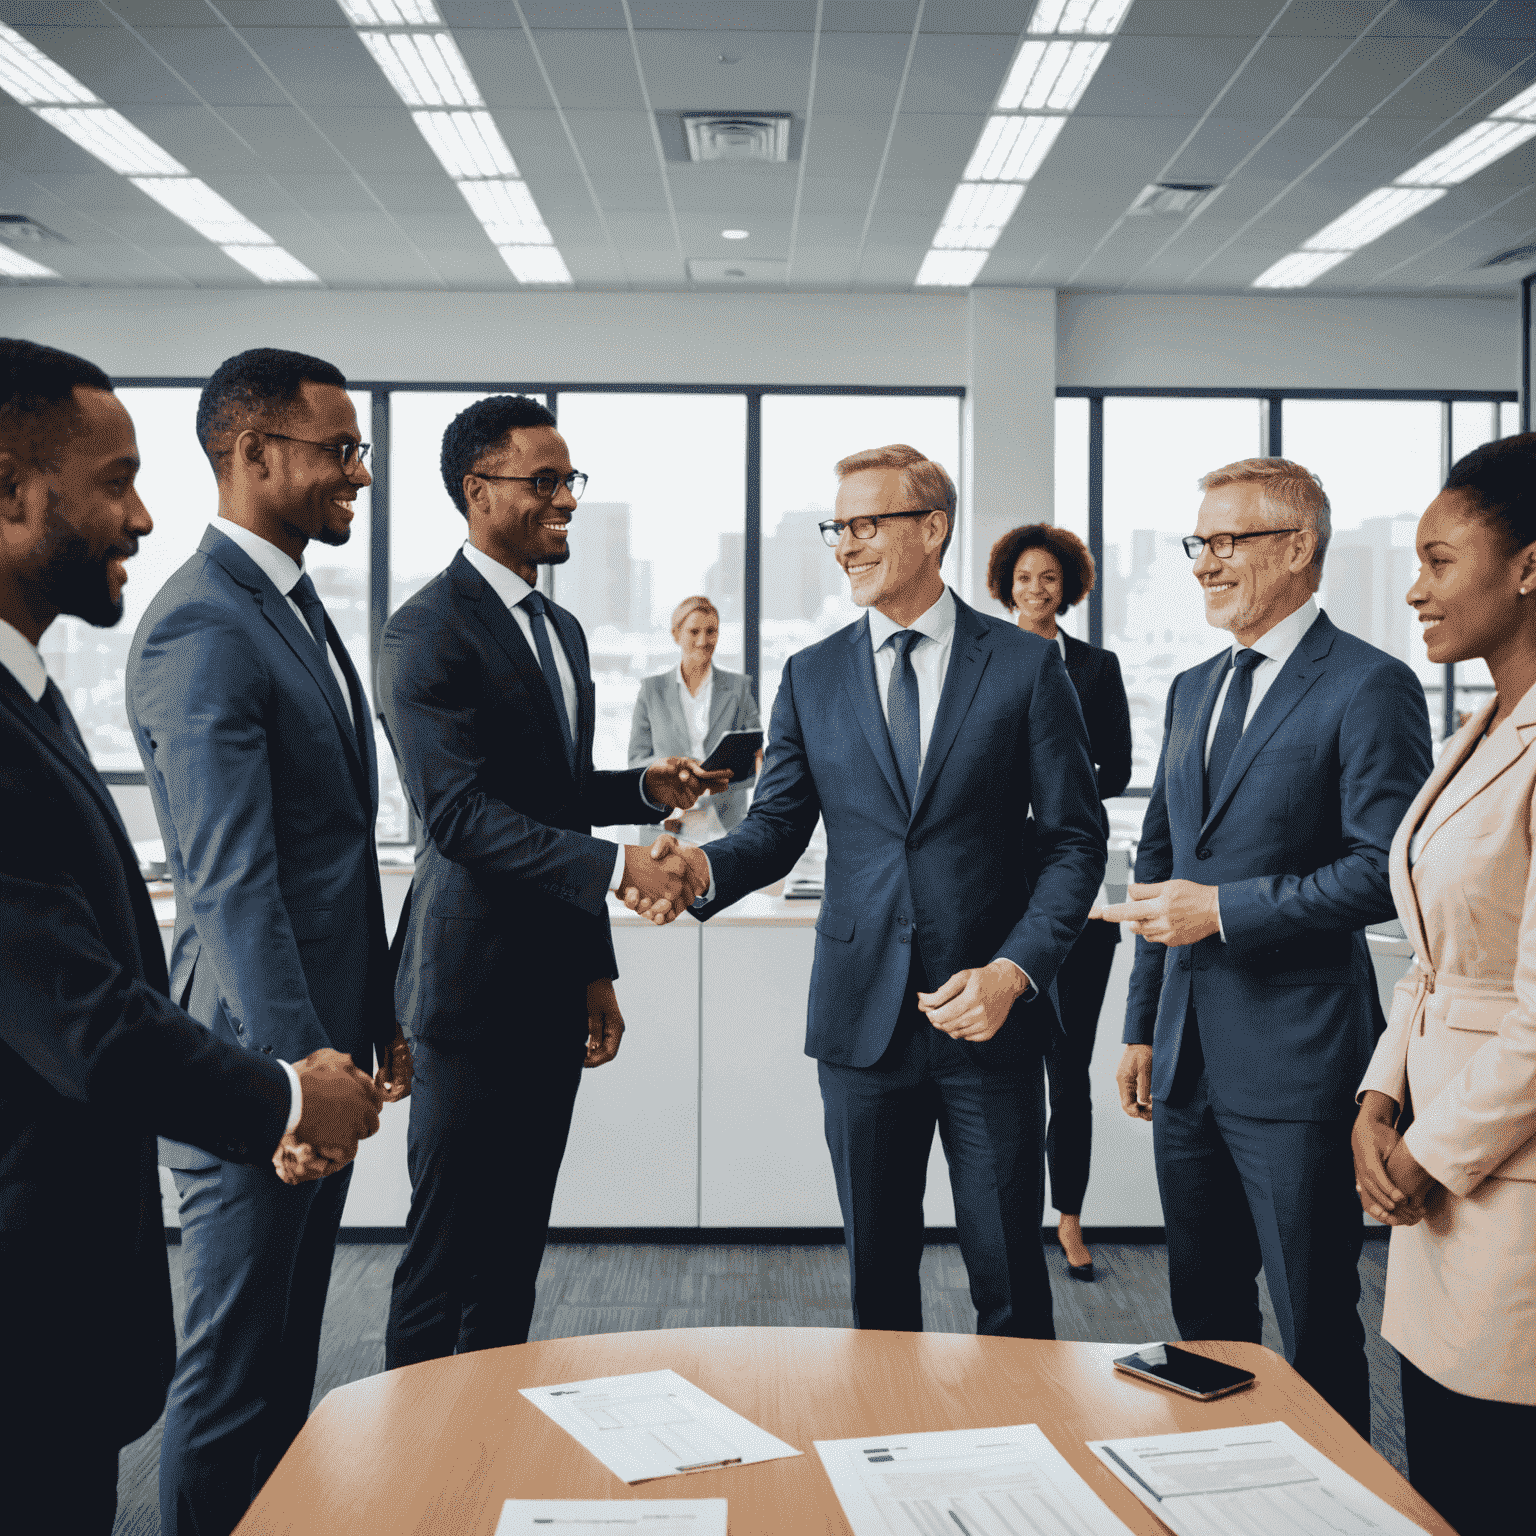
top-left (37, 501), bottom-right (128, 628)
top-left (311, 522), bottom-right (352, 548)
top-left (539, 544), bottom-right (572, 566)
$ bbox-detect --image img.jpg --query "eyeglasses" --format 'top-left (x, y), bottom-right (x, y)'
top-left (261, 432), bottom-right (371, 469)
top-left (471, 470), bottom-right (589, 501)
top-left (1182, 528), bottom-right (1302, 559)
top-left (818, 509), bottom-right (943, 548)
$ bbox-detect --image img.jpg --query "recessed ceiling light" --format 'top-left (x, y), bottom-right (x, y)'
top-left (131, 177), bottom-right (271, 246)
top-left (411, 109), bottom-right (517, 179)
top-left (1301, 186), bottom-right (1445, 253)
top-left (0, 244), bottom-right (58, 279)
top-left (498, 245), bottom-right (572, 285)
top-left (1251, 251), bottom-right (1351, 288)
top-left (358, 31), bottom-right (480, 108)
top-left (220, 245), bottom-right (320, 284)
top-left (721, 229), bottom-right (749, 240)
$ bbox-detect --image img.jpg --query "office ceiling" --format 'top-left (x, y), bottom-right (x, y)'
top-left (2, 0), bottom-right (1534, 296)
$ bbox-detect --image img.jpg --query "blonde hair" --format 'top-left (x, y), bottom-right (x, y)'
top-left (834, 443), bottom-right (957, 558)
top-left (1199, 456), bottom-right (1331, 571)
top-left (670, 594), bottom-right (718, 638)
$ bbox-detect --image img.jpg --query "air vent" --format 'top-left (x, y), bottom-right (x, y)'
top-left (0, 213), bottom-right (67, 243)
top-left (682, 113), bottom-right (791, 163)
top-left (1480, 242), bottom-right (1536, 269)
top-left (686, 257), bottom-right (786, 285)
top-left (1127, 182), bottom-right (1218, 217)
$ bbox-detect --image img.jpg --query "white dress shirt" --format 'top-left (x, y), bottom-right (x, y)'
top-left (0, 613), bottom-right (300, 1132)
top-left (1202, 596), bottom-right (1321, 942)
top-left (867, 585), bottom-right (958, 772)
top-left (460, 541), bottom-right (657, 889)
top-left (675, 664), bottom-right (726, 842)
top-left (214, 520), bottom-right (354, 730)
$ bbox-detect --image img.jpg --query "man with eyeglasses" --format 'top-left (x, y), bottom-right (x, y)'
top-left (376, 394), bottom-right (727, 1371)
top-left (1092, 457), bottom-right (1432, 1437)
top-left (125, 348), bottom-right (412, 1536)
top-left (639, 442), bottom-right (1105, 1341)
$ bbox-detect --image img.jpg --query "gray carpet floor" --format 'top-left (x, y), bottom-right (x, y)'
top-left (110, 1233), bottom-right (1397, 1534)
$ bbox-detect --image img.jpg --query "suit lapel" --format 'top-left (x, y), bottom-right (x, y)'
top-left (1175, 650), bottom-right (1231, 831)
top-left (547, 599), bottom-right (592, 778)
top-left (704, 670), bottom-right (736, 750)
top-left (1413, 688), bottom-right (1536, 863)
top-left (841, 615), bottom-right (909, 813)
top-left (910, 595), bottom-right (991, 825)
top-left (327, 618), bottom-right (378, 813)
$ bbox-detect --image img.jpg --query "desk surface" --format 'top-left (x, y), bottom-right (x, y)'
top-left (234, 1329), bottom-right (1449, 1536)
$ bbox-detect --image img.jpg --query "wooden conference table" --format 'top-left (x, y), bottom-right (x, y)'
top-left (234, 1328), bottom-right (1453, 1536)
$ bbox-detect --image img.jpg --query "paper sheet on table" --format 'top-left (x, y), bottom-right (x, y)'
top-left (519, 1369), bottom-right (802, 1485)
top-left (1088, 1420), bottom-right (1433, 1536)
top-left (493, 1498), bottom-right (727, 1534)
top-left (815, 1422), bottom-right (1135, 1536)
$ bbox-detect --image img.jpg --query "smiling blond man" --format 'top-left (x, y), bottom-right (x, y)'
top-left (1094, 456), bottom-right (1432, 1437)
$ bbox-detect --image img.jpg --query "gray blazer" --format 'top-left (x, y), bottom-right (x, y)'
top-left (628, 666), bottom-right (761, 832)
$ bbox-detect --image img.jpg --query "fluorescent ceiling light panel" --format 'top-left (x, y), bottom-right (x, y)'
top-left (915, 250), bottom-right (990, 286)
top-left (934, 181), bottom-right (1026, 247)
top-left (1252, 250), bottom-right (1351, 288)
top-left (998, 40), bottom-right (1108, 111)
top-left (1028, 0), bottom-right (1134, 33)
top-left (1396, 118), bottom-right (1536, 188)
top-left (1302, 185), bottom-right (1445, 251)
top-left (220, 245), bottom-right (320, 284)
top-left (339, 0), bottom-right (441, 22)
top-left (498, 246), bottom-right (572, 285)
top-left (0, 21), bottom-right (97, 104)
top-left (360, 31), bottom-right (480, 108)
top-left (412, 109), bottom-right (517, 179)
top-left (36, 106), bottom-right (186, 176)
top-left (131, 177), bottom-right (272, 245)
top-left (458, 179), bottom-right (551, 244)
top-left (0, 244), bottom-right (58, 279)
top-left (1493, 79), bottom-right (1536, 121)
top-left (963, 115), bottom-right (1065, 182)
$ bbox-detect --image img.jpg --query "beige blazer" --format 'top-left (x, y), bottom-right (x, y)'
top-left (1359, 686), bottom-right (1536, 1402)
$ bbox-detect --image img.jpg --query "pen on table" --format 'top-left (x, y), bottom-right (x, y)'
top-left (674, 1457), bottom-right (742, 1472)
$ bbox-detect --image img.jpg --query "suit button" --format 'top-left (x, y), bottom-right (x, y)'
top-left (1196, 848), bottom-right (1212, 860)
top-left (899, 934), bottom-right (910, 944)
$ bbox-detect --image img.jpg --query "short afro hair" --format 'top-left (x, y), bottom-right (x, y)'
top-left (1446, 432), bottom-right (1536, 553)
top-left (987, 523), bottom-right (1095, 615)
top-left (440, 394), bottom-right (558, 517)
top-left (196, 347), bottom-right (348, 481)
top-left (0, 338), bottom-right (112, 461)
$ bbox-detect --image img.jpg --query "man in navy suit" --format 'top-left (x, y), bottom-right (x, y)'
top-left (0, 338), bottom-right (382, 1534)
top-left (378, 394), bottom-right (727, 1368)
top-left (126, 349), bottom-right (412, 1536)
top-left (651, 443), bottom-right (1105, 1338)
top-left (1096, 457), bottom-right (1433, 1437)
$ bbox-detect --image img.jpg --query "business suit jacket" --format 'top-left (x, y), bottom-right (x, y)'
top-left (0, 667), bottom-right (290, 1449)
top-left (628, 666), bottom-right (760, 831)
top-left (379, 550), bottom-right (653, 1041)
top-left (1125, 610), bottom-right (1433, 1121)
top-left (1359, 688), bottom-right (1536, 1404)
top-left (697, 591), bottom-right (1106, 1069)
top-left (126, 526), bottom-right (395, 1169)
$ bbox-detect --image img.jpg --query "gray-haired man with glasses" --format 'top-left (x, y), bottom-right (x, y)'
top-left (1092, 456), bottom-right (1432, 1436)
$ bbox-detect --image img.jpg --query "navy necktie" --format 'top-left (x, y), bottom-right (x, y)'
top-left (882, 629), bottom-right (923, 805)
top-left (288, 573), bottom-right (329, 653)
top-left (1204, 647), bottom-right (1264, 811)
top-left (521, 590), bottom-right (577, 773)
top-left (41, 678), bottom-right (90, 759)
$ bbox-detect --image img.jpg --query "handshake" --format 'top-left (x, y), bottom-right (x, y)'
top-left (619, 834), bottom-right (712, 925)
top-left (271, 1044), bottom-right (397, 1186)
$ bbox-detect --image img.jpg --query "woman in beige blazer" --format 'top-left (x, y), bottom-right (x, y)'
top-left (1353, 433), bottom-right (1536, 1536)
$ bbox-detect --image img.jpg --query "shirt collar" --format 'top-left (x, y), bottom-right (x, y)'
top-left (1236, 595), bottom-right (1319, 666)
top-left (0, 616), bottom-right (48, 703)
top-left (215, 518), bottom-right (304, 597)
top-left (461, 539), bottom-right (536, 614)
top-left (677, 663), bottom-right (713, 697)
top-left (868, 584), bottom-right (956, 653)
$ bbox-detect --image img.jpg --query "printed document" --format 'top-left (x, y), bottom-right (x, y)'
top-left (1088, 1420), bottom-right (1433, 1536)
top-left (815, 1423), bottom-right (1135, 1536)
top-left (520, 1369), bottom-right (802, 1485)
top-left (493, 1498), bottom-right (727, 1534)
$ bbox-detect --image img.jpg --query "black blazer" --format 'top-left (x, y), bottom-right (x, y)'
top-left (1061, 633), bottom-right (1133, 814)
top-left (0, 667), bottom-right (290, 1449)
top-left (378, 551), bottom-right (653, 1041)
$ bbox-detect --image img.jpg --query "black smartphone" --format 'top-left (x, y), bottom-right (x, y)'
top-left (1112, 1344), bottom-right (1256, 1401)
top-left (699, 729), bottom-right (762, 783)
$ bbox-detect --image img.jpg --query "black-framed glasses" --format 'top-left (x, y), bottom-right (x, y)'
top-left (818, 508), bottom-right (943, 548)
top-left (1182, 527), bottom-right (1302, 559)
top-left (471, 470), bottom-right (589, 501)
top-left (261, 432), bottom-right (371, 469)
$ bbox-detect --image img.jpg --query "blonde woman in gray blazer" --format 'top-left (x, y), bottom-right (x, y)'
top-left (629, 595), bottom-right (760, 842)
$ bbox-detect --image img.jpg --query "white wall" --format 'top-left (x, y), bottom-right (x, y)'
top-left (1057, 291), bottom-right (1519, 392)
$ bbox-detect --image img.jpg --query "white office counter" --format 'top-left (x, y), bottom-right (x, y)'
top-left (153, 873), bottom-right (1415, 1234)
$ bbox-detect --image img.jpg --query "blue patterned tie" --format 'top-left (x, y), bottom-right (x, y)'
top-left (882, 629), bottom-right (923, 805)
top-left (288, 573), bottom-right (329, 653)
top-left (521, 590), bottom-right (576, 773)
top-left (1204, 648), bottom-right (1263, 812)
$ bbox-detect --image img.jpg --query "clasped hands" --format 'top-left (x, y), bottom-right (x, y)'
top-left (1091, 880), bottom-right (1222, 947)
top-left (272, 1027), bottom-right (412, 1186)
top-left (1352, 1091), bottom-right (1439, 1225)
